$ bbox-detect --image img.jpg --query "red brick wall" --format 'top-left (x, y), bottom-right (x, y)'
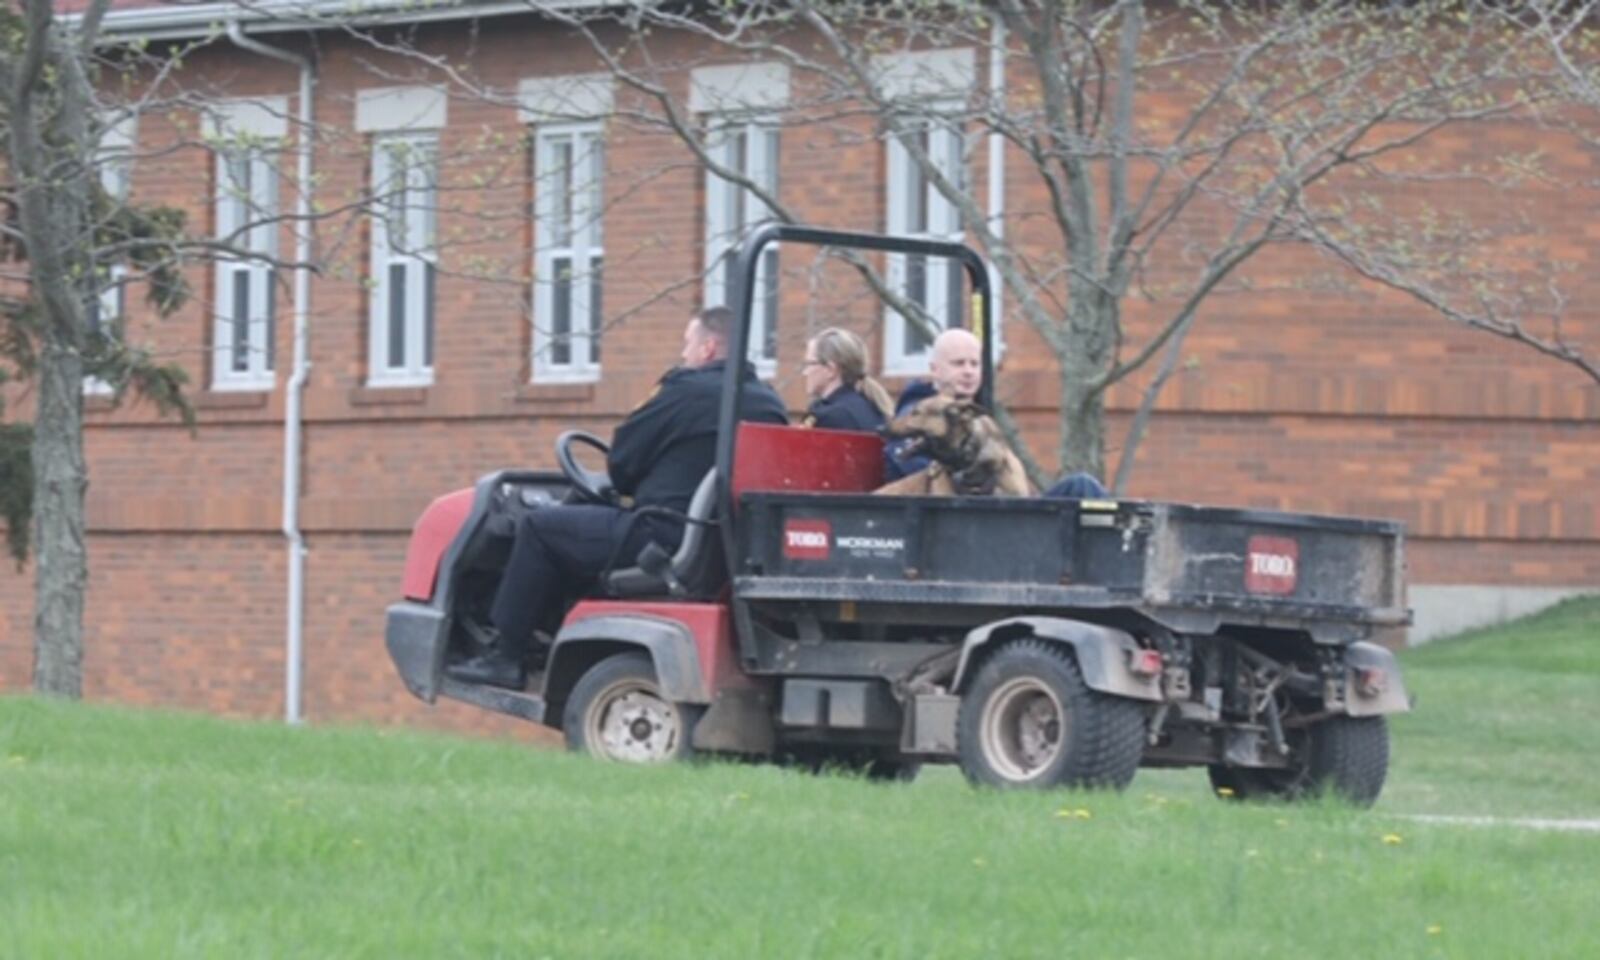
top-left (1, 17), bottom-right (1595, 731)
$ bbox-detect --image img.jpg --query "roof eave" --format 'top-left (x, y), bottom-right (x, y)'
top-left (81, 0), bottom-right (615, 43)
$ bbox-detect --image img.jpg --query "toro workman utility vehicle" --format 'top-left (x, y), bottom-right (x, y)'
top-left (386, 226), bottom-right (1410, 802)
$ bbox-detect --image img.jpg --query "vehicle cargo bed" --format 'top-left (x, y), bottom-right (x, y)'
top-left (735, 494), bottom-right (1406, 628)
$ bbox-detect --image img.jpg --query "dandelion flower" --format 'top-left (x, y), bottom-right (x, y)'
top-left (1382, 833), bottom-right (1404, 846)
top-left (1426, 925), bottom-right (1443, 936)
top-left (1215, 787), bottom-right (1235, 797)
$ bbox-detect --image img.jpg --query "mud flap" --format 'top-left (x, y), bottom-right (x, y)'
top-left (1344, 641), bottom-right (1411, 716)
top-left (692, 687), bottom-right (776, 754)
top-left (901, 693), bottom-right (960, 756)
top-left (385, 602), bottom-right (450, 702)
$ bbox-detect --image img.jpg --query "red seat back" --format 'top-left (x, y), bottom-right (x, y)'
top-left (731, 422), bottom-right (884, 498)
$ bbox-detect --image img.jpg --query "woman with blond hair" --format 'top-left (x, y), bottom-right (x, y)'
top-left (800, 327), bottom-right (895, 433)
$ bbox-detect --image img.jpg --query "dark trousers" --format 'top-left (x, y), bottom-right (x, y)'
top-left (1044, 472), bottom-right (1109, 499)
top-left (489, 504), bottom-right (680, 656)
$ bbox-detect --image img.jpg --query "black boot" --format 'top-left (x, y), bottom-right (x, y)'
top-left (448, 623), bottom-right (529, 690)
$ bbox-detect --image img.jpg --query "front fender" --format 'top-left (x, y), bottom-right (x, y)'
top-left (545, 614), bottom-right (711, 706)
top-left (954, 616), bottom-right (1162, 703)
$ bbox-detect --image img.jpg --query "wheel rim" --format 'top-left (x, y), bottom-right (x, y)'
top-left (584, 680), bottom-right (681, 763)
top-left (980, 677), bottom-right (1066, 782)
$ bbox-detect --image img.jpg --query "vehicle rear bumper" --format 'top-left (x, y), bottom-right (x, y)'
top-left (386, 601), bottom-right (449, 702)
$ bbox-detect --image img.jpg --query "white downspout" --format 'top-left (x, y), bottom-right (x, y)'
top-left (226, 22), bottom-right (314, 725)
top-left (987, 18), bottom-right (1007, 360)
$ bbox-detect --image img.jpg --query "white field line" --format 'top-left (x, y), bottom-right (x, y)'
top-left (1400, 814), bottom-right (1600, 834)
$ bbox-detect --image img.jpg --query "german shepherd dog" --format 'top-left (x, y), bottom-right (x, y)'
top-left (875, 394), bottom-right (1032, 497)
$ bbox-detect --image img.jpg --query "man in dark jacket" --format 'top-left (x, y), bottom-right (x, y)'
top-left (451, 306), bottom-right (788, 689)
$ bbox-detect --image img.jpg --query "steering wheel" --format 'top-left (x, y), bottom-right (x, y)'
top-left (556, 430), bottom-right (616, 504)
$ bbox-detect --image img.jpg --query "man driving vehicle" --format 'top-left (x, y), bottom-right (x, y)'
top-left (450, 306), bottom-right (789, 689)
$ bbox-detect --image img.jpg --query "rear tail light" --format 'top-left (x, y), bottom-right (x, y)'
top-left (1128, 648), bottom-right (1163, 678)
top-left (1355, 667), bottom-right (1387, 698)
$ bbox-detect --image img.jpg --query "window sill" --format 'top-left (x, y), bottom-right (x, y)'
top-left (883, 363), bottom-right (932, 379)
top-left (350, 385), bottom-right (429, 406)
top-left (209, 378), bottom-right (276, 395)
top-left (196, 390), bottom-right (272, 411)
top-left (516, 382), bottom-right (596, 404)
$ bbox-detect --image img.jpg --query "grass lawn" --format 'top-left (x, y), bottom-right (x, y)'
top-left (3, 598), bottom-right (1598, 958)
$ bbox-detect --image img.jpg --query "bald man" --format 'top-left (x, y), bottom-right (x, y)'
top-left (883, 329), bottom-right (984, 480)
top-left (883, 327), bottom-right (1109, 499)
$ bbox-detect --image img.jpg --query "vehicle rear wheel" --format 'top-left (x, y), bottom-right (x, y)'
top-left (957, 639), bottom-right (1146, 790)
top-left (563, 652), bottom-right (701, 763)
top-left (1208, 716), bottom-right (1389, 807)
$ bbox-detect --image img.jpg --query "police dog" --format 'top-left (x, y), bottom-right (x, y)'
top-left (875, 395), bottom-right (1032, 497)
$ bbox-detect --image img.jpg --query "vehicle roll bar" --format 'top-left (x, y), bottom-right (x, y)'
top-left (714, 224), bottom-right (996, 570)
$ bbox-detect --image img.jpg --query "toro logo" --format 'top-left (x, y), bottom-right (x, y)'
top-left (783, 519), bottom-right (832, 561)
top-left (1245, 536), bottom-right (1299, 595)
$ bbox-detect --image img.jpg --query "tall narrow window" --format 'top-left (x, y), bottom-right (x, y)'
top-left (85, 117), bottom-right (135, 396)
top-left (213, 146), bottom-right (278, 388)
top-left (368, 135), bottom-right (438, 386)
top-left (532, 124), bottom-right (604, 382)
top-left (704, 121), bottom-right (780, 371)
top-left (885, 114), bottom-right (965, 374)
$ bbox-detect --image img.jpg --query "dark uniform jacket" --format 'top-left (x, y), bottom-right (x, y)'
top-left (882, 379), bottom-right (939, 481)
top-left (804, 385), bottom-right (887, 434)
top-left (608, 360), bottom-right (788, 516)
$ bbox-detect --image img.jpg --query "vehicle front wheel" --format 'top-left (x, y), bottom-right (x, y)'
top-left (563, 652), bottom-right (701, 763)
top-left (1208, 716), bottom-right (1390, 807)
top-left (957, 639), bottom-right (1146, 790)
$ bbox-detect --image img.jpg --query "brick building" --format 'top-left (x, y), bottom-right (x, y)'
top-left (1, 3), bottom-right (1596, 732)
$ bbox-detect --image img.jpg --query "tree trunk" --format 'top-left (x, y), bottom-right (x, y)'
top-left (1055, 293), bottom-right (1111, 482)
top-left (1058, 373), bottom-right (1105, 482)
top-left (31, 342), bottom-right (88, 698)
top-left (8, 17), bottom-right (100, 699)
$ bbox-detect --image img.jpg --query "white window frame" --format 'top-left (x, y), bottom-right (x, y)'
top-left (367, 133), bottom-right (439, 388)
top-left (85, 116), bottom-right (136, 397)
top-left (704, 120), bottom-right (780, 376)
top-left (884, 111), bottom-right (966, 376)
top-left (83, 266), bottom-right (126, 397)
top-left (212, 146), bottom-right (279, 390)
top-left (532, 123), bottom-right (604, 383)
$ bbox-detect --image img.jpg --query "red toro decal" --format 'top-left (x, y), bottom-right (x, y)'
top-left (1245, 536), bottom-right (1299, 595)
top-left (783, 519), bottom-right (832, 560)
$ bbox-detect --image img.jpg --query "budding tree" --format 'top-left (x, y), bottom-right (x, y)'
top-left (500, 0), bottom-right (1582, 489)
top-left (0, 0), bottom-right (269, 695)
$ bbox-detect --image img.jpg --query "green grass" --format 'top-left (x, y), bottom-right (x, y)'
top-left (3, 598), bottom-right (1598, 958)
top-left (1386, 595), bottom-right (1600, 818)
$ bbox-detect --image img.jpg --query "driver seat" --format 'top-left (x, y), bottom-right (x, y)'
top-left (603, 469), bottom-right (723, 599)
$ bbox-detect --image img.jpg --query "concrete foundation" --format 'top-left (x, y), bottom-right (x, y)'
top-left (1407, 585), bottom-right (1596, 646)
